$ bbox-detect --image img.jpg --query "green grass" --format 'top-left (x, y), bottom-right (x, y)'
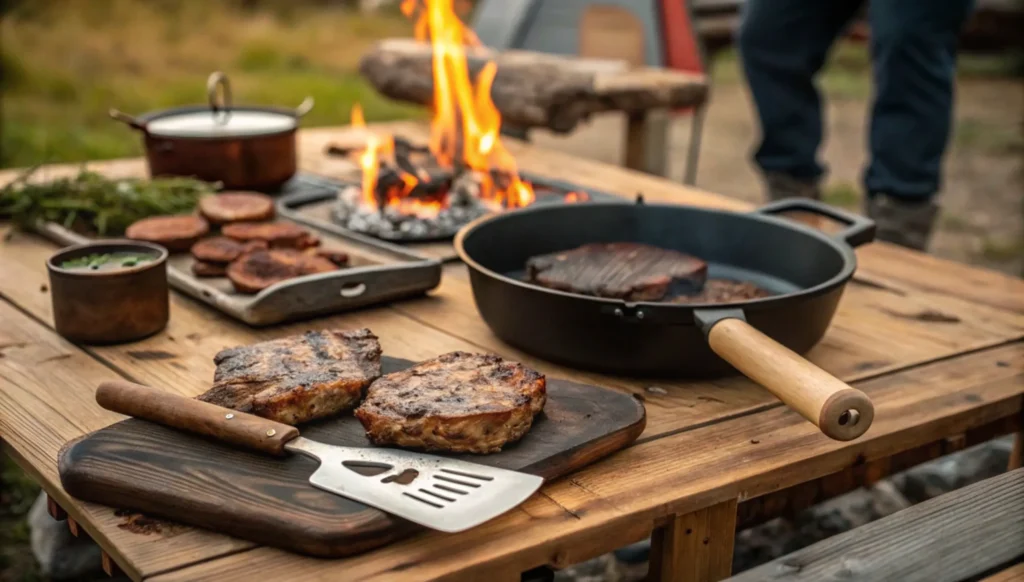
top-left (981, 236), bottom-right (1024, 262)
top-left (954, 118), bottom-right (1024, 155)
top-left (711, 41), bottom-right (872, 100)
top-left (1, 453), bottom-right (42, 582)
top-left (822, 181), bottom-right (861, 208)
top-left (0, 0), bottom-right (425, 169)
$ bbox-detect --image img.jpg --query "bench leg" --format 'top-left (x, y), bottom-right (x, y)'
top-left (648, 498), bottom-right (738, 582)
top-left (624, 111), bottom-right (670, 178)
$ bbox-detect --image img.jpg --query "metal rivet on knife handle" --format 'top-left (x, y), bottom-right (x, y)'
top-left (94, 380), bottom-right (300, 456)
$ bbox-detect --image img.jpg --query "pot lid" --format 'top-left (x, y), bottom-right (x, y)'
top-left (146, 110), bottom-right (297, 138)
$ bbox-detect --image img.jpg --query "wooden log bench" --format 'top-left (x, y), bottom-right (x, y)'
top-left (724, 468), bottom-right (1024, 582)
top-left (359, 38), bottom-right (709, 178)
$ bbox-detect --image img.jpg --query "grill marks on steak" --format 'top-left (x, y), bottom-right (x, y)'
top-left (199, 328), bottom-right (382, 425)
top-left (354, 351), bottom-right (547, 454)
top-left (526, 242), bottom-right (708, 301)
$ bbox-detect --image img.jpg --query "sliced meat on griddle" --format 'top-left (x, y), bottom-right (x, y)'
top-left (354, 351), bottom-right (547, 454)
top-left (670, 279), bottom-right (773, 305)
top-left (226, 249), bottom-right (338, 294)
top-left (190, 237), bottom-right (267, 264)
top-left (199, 328), bottom-right (382, 425)
top-left (222, 221), bottom-right (310, 249)
top-left (198, 192), bottom-right (275, 224)
top-left (125, 215), bottom-right (210, 252)
top-left (526, 242), bottom-right (708, 301)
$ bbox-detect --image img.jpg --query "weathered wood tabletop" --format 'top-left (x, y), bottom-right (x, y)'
top-left (1, 123), bottom-right (1022, 582)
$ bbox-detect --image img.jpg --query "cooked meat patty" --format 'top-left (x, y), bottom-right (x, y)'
top-left (354, 351), bottom-right (547, 454)
top-left (306, 247), bottom-right (350, 267)
top-left (192, 260), bottom-right (227, 278)
top-left (125, 215), bottom-right (210, 252)
top-left (198, 191), bottom-right (275, 224)
top-left (670, 279), bottom-right (772, 304)
top-left (191, 237), bottom-right (267, 264)
top-left (199, 328), bottom-right (382, 425)
top-left (222, 221), bottom-right (309, 248)
top-left (226, 249), bottom-right (338, 294)
top-left (526, 242), bottom-right (707, 301)
top-left (296, 233), bottom-right (321, 249)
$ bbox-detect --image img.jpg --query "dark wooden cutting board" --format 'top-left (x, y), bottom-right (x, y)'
top-left (58, 357), bottom-right (646, 558)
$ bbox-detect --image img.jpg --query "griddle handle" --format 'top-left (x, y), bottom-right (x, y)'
top-left (704, 318), bottom-right (874, 441)
top-left (95, 380), bottom-right (300, 456)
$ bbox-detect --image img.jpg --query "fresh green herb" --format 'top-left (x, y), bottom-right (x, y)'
top-left (60, 252), bottom-right (154, 270)
top-left (0, 167), bottom-right (218, 236)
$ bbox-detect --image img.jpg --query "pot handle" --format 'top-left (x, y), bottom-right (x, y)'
top-left (294, 97), bottom-right (315, 117)
top-left (207, 71), bottom-right (232, 124)
top-left (753, 198), bottom-right (876, 248)
top-left (108, 109), bottom-right (147, 132)
top-left (695, 309), bottom-right (874, 441)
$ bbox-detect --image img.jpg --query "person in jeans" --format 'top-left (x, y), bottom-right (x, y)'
top-left (737, 0), bottom-right (976, 251)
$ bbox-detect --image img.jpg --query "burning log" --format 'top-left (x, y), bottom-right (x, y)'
top-left (359, 39), bottom-right (709, 134)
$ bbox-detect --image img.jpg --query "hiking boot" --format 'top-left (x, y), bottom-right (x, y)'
top-left (865, 193), bottom-right (939, 252)
top-left (764, 172), bottom-right (822, 201)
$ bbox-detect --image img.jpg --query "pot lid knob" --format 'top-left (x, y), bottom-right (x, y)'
top-left (207, 71), bottom-right (233, 126)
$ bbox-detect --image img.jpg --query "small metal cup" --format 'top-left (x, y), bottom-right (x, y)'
top-left (47, 241), bottom-right (170, 344)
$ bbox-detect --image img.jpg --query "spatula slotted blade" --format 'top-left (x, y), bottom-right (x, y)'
top-left (286, 437), bottom-right (544, 533)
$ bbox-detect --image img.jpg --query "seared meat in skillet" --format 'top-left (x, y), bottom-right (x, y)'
top-left (526, 242), bottom-right (707, 301)
top-left (199, 328), bottom-right (382, 425)
top-left (354, 351), bottom-right (546, 454)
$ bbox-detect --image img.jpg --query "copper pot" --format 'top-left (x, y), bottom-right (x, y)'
top-left (47, 241), bottom-right (170, 345)
top-left (110, 72), bottom-right (314, 191)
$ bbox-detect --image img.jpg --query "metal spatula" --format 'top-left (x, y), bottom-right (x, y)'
top-left (95, 381), bottom-right (544, 533)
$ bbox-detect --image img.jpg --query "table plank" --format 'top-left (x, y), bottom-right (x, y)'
top-left (151, 342), bottom-right (1023, 582)
top-left (0, 299), bottom-right (255, 580)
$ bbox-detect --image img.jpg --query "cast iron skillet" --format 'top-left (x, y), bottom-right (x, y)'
top-left (455, 197), bottom-right (877, 441)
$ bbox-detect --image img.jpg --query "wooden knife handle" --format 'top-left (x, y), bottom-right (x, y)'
top-left (707, 319), bottom-right (874, 441)
top-left (96, 380), bottom-right (300, 456)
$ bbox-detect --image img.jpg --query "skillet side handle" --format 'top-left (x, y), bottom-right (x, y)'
top-left (754, 198), bottom-right (876, 248)
top-left (704, 319), bottom-right (874, 441)
top-left (95, 380), bottom-right (299, 456)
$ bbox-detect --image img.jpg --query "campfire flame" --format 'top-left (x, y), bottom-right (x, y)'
top-left (351, 0), bottom-right (538, 216)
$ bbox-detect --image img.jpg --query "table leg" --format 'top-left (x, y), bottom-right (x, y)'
top-left (648, 498), bottom-right (738, 582)
top-left (624, 111), bottom-right (670, 177)
top-left (1009, 432), bottom-right (1023, 470)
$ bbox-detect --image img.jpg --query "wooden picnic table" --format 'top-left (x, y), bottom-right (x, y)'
top-left (1, 122), bottom-right (1022, 582)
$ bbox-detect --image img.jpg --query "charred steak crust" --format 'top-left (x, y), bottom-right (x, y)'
top-left (199, 328), bottom-right (382, 425)
top-left (354, 351), bottom-right (547, 454)
top-left (526, 242), bottom-right (708, 301)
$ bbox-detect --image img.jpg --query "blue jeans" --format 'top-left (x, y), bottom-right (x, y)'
top-left (737, 0), bottom-right (975, 202)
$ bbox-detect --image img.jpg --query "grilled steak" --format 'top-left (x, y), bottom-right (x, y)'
top-left (199, 328), bottom-right (382, 425)
top-left (198, 192), bottom-right (275, 224)
top-left (526, 242), bottom-right (707, 301)
top-left (670, 279), bottom-right (772, 304)
top-left (226, 249), bottom-right (339, 294)
top-left (354, 351), bottom-right (546, 454)
top-left (125, 215), bottom-right (210, 252)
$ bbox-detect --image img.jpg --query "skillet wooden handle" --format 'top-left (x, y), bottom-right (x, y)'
top-left (96, 381), bottom-right (299, 456)
top-left (707, 319), bottom-right (874, 441)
